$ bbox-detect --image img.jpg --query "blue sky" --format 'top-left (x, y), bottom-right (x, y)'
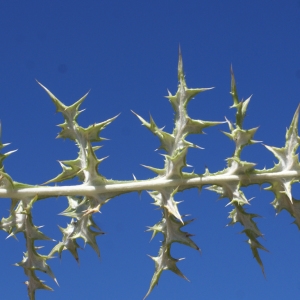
top-left (0, 1), bottom-right (300, 299)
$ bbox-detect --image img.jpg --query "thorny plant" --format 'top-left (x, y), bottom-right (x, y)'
top-left (0, 50), bottom-right (300, 299)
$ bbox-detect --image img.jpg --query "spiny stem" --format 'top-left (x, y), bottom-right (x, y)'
top-left (0, 170), bottom-right (298, 199)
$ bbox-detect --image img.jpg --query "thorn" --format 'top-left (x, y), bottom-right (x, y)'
top-left (54, 277), bottom-right (59, 287)
top-left (82, 204), bottom-right (101, 217)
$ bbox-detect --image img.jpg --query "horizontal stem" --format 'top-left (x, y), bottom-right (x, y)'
top-left (0, 170), bottom-right (298, 199)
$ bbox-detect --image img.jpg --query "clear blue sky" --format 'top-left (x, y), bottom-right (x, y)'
top-left (0, 1), bottom-right (300, 299)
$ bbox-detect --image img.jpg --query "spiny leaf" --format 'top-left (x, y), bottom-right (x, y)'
top-left (149, 188), bottom-right (183, 223)
top-left (70, 215), bottom-right (104, 257)
top-left (228, 204), bottom-right (268, 276)
top-left (228, 206), bottom-right (262, 238)
top-left (44, 158), bottom-right (83, 184)
top-left (132, 111), bottom-right (175, 154)
top-left (230, 67), bottom-right (251, 128)
top-left (37, 81), bottom-right (88, 122)
top-left (85, 143), bottom-right (107, 184)
top-left (266, 181), bottom-right (300, 229)
top-left (247, 236), bottom-right (268, 276)
top-left (144, 244), bottom-right (188, 299)
top-left (49, 223), bottom-right (81, 262)
top-left (25, 270), bottom-right (53, 300)
top-left (77, 114), bottom-right (119, 142)
top-left (207, 181), bottom-right (250, 206)
top-left (184, 117), bottom-right (224, 135)
top-left (147, 215), bottom-right (199, 250)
